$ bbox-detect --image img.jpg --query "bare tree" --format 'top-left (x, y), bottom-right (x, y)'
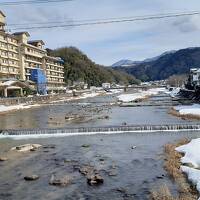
top-left (167, 74), bottom-right (188, 87)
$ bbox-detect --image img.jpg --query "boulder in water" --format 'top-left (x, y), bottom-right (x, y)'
top-left (131, 146), bottom-right (137, 149)
top-left (87, 174), bottom-right (104, 185)
top-left (24, 175), bottom-right (39, 181)
top-left (49, 175), bottom-right (71, 186)
top-left (11, 144), bottom-right (42, 152)
top-left (81, 144), bottom-right (90, 148)
top-left (0, 157), bottom-right (8, 161)
top-left (79, 165), bottom-right (95, 176)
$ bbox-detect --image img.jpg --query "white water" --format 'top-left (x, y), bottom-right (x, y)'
top-left (1, 128), bottom-right (200, 140)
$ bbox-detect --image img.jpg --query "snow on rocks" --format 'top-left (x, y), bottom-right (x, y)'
top-left (174, 104), bottom-right (200, 116)
top-left (117, 88), bottom-right (166, 103)
top-left (168, 87), bottom-right (180, 98)
top-left (176, 138), bottom-right (200, 198)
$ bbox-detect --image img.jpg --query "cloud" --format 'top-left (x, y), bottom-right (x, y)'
top-left (172, 16), bottom-right (200, 33)
top-left (2, 0), bottom-right (200, 65)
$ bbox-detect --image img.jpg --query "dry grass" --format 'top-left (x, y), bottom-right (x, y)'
top-left (168, 108), bottom-right (200, 120)
top-left (151, 185), bottom-right (174, 200)
top-left (150, 139), bottom-right (198, 200)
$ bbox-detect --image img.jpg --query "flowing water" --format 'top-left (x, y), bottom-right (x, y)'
top-left (0, 94), bottom-right (195, 130)
top-left (0, 92), bottom-right (199, 200)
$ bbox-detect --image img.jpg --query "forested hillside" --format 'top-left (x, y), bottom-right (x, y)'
top-left (114, 47), bottom-right (200, 81)
top-left (47, 47), bottom-right (140, 86)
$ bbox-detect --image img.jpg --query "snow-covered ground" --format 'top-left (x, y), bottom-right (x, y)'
top-left (50, 91), bottom-right (104, 103)
top-left (176, 138), bottom-right (200, 199)
top-left (0, 104), bottom-right (40, 113)
top-left (165, 87), bottom-right (180, 98)
top-left (117, 88), bottom-right (166, 103)
top-left (174, 104), bottom-right (200, 116)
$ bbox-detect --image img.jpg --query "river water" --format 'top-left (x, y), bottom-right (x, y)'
top-left (0, 92), bottom-right (199, 200)
top-left (0, 93), bottom-right (195, 130)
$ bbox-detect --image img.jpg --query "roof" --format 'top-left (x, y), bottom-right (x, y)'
top-left (13, 32), bottom-right (30, 37)
top-left (0, 11), bottom-right (6, 17)
top-left (1, 80), bottom-right (16, 86)
top-left (28, 40), bottom-right (45, 45)
top-left (0, 80), bottom-right (34, 89)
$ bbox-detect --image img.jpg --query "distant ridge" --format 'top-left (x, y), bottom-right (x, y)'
top-left (113, 47), bottom-right (200, 81)
top-left (112, 50), bottom-right (177, 67)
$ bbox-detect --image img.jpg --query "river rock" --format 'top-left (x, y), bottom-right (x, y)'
top-left (81, 144), bottom-right (90, 148)
top-left (0, 157), bottom-right (8, 161)
top-left (24, 175), bottom-right (39, 181)
top-left (11, 144), bottom-right (42, 152)
top-left (87, 174), bottom-right (104, 185)
top-left (131, 146), bottom-right (137, 149)
top-left (49, 175), bottom-right (71, 186)
top-left (79, 165), bottom-right (94, 176)
top-left (43, 144), bottom-right (56, 149)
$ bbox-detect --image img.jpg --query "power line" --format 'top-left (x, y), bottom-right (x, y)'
top-left (8, 11), bottom-right (198, 27)
top-left (0, 0), bottom-right (74, 6)
top-left (9, 11), bottom-right (200, 31)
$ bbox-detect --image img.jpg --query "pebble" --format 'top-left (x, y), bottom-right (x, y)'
top-left (24, 175), bottom-right (39, 181)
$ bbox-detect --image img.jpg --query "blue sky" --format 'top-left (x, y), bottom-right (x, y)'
top-left (2, 0), bottom-right (200, 65)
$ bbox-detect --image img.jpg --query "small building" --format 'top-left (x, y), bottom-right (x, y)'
top-left (0, 80), bottom-right (34, 97)
top-left (188, 68), bottom-right (200, 88)
top-left (102, 83), bottom-right (111, 89)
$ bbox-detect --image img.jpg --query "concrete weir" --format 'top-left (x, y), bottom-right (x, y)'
top-left (1, 124), bottom-right (200, 138)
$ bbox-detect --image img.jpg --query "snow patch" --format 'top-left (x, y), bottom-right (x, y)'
top-left (181, 166), bottom-right (200, 193)
top-left (176, 138), bottom-right (200, 168)
top-left (0, 104), bottom-right (40, 113)
top-left (174, 104), bottom-right (200, 116)
top-left (176, 138), bottom-right (200, 199)
top-left (117, 88), bottom-right (166, 103)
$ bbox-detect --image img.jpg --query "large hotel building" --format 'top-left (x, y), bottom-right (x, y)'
top-left (0, 11), bottom-right (65, 95)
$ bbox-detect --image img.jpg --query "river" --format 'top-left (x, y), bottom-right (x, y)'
top-left (0, 91), bottom-right (199, 200)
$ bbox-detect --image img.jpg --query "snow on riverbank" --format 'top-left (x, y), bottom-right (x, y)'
top-left (176, 138), bottom-right (200, 199)
top-left (0, 91), bottom-right (105, 113)
top-left (174, 104), bottom-right (200, 116)
top-left (117, 88), bottom-right (166, 103)
top-left (0, 104), bottom-right (40, 114)
top-left (50, 91), bottom-right (104, 103)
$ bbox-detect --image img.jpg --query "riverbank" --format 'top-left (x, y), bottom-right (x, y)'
top-left (151, 139), bottom-right (198, 200)
top-left (169, 105), bottom-right (200, 120)
top-left (0, 90), bottom-right (105, 115)
top-left (117, 88), bottom-right (167, 103)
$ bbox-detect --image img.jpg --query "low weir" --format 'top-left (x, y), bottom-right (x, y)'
top-left (1, 124), bottom-right (200, 138)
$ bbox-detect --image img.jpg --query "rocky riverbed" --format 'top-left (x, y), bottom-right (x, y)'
top-left (0, 91), bottom-right (199, 200)
top-left (1, 131), bottom-right (200, 200)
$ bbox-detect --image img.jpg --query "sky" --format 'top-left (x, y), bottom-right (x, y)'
top-left (2, 0), bottom-right (200, 65)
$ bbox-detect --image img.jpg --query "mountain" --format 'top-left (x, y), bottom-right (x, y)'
top-left (47, 47), bottom-right (140, 86)
top-left (112, 60), bottom-right (142, 67)
top-left (114, 47), bottom-right (200, 81)
top-left (112, 50), bottom-right (177, 68)
top-left (143, 50), bottom-right (177, 63)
